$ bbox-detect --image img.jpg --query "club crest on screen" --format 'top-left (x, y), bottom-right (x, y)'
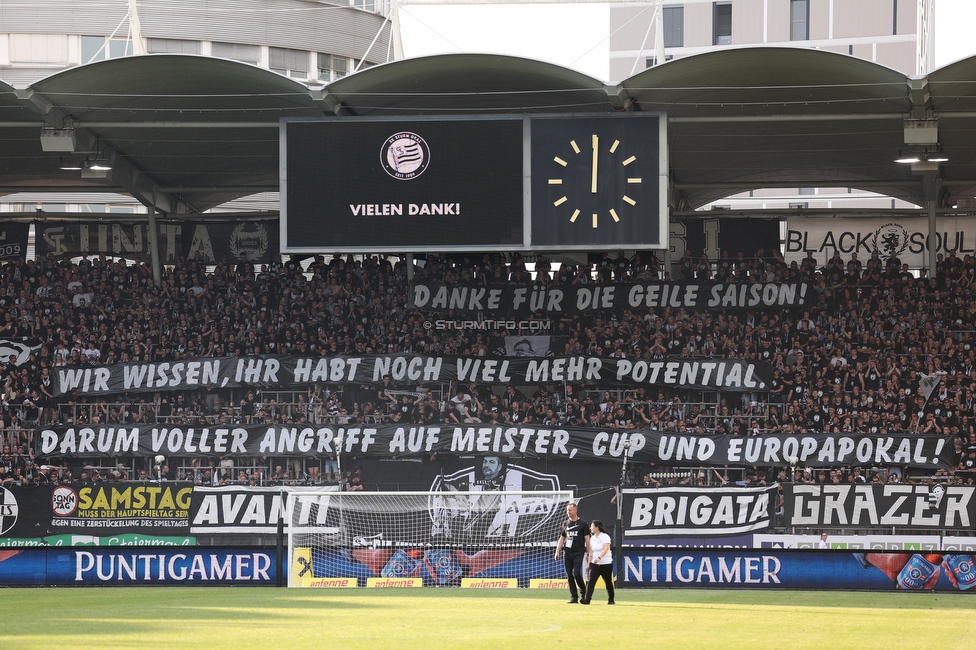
top-left (381, 132), bottom-right (430, 180)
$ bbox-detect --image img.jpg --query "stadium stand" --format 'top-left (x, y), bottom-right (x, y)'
top-left (2, 248), bottom-right (974, 490)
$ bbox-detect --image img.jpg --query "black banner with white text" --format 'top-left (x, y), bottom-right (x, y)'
top-left (35, 425), bottom-right (954, 470)
top-left (671, 218), bottom-right (782, 262)
top-left (410, 282), bottom-right (813, 314)
top-left (0, 222), bottom-right (30, 261)
top-left (621, 486), bottom-right (778, 538)
top-left (33, 219), bottom-right (278, 264)
top-left (189, 486), bottom-right (337, 536)
top-left (51, 354), bottom-right (772, 396)
top-left (784, 484), bottom-right (975, 531)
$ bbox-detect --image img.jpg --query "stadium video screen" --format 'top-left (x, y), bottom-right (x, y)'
top-left (529, 114), bottom-right (663, 249)
top-left (282, 114), bottom-right (668, 252)
top-left (283, 117), bottom-right (524, 252)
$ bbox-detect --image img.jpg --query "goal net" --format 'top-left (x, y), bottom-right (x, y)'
top-left (286, 490), bottom-right (574, 588)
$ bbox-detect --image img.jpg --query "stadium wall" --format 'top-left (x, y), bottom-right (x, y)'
top-left (0, 547), bottom-right (277, 586)
top-left (4, 546), bottom-right (974, 591)
top-left (620, 550), bottom-right (976, 592)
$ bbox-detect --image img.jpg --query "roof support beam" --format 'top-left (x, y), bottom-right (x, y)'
top-left (154, 186), bottom-right (279, 193)
top-left (146, 206), bottom-right (162, 288)
top-left (0, 186), bottom-right (129, 193)
top-left (673, 180), bottom-right (918, 190)
top-left (2, 211), bottom-right (278, 221)
top-left (76, 122), bottom-right (279, 129)
top-left (670, 113), bottom-right (904, 124)
top-left (908, 75), bottom-right (931, 120)
top-left (310, 89), bottom-right (354, 116)
top-left (13, 88), bottom-right (188, 214)
top-left (606, 83), bottom-right (634, 110)
top-left (671, 207), bottom-right (949, 218)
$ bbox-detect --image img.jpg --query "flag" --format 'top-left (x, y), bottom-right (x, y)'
top-left (918, 371), bottom-right (947, 402)
top-left (392, 142), bottom-right (423, 170)
top-left (0, 338), bottom-right (42, 366)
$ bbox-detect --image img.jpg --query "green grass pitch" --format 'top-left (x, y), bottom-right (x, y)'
top-left (0, 588), bottom-right (973, 649)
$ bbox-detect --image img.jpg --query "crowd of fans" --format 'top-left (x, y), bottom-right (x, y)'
top-left (2, 244), bottom-right (976, 487)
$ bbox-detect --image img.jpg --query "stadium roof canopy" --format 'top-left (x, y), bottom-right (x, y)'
top-left (1, 48), bottom-right (974, 215)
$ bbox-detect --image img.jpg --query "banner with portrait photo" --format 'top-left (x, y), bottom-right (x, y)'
top-left (504, 336), bottom-right (551, 357)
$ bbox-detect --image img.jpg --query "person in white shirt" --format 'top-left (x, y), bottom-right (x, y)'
top-left (580, 519), bottom-right (615, 605)
top-left (818, 532), bottom-right (829, 549)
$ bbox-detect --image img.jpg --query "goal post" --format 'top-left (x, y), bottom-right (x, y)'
top-left (285, 490), bottom-right (574, 588)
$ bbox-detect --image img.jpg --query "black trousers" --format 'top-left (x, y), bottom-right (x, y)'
top-left (564, 553), bottom-right (586, 599)
top-left (583, 562), bottom-right (615, 603)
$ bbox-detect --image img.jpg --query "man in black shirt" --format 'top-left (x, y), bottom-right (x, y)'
top-left (554, 502), bottom-right (590, 603)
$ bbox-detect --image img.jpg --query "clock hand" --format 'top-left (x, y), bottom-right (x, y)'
top-left (591, 134), bottom-right (598, 194)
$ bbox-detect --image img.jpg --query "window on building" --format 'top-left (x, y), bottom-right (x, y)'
top-left (270, 47), bottom-right (308, 78)
top-left (109, 39), bottom-right (133, 58)
top-left (81, 36), bottom-right (134, 63)
top-left (789, 202), bottom-right (809, 209)
top-left (147, 39), bottom-right (201, 55)
top-left (798, 187), bottom-right (815, 195)
top-left (317, 53), bottom-right (333, 81)
top-left (790, 0), bottom-right (809, 40)
top-left (82, 36), bottom-right (106, 63)
top-left (316, 54), bottom-right (355, 81)
top-left (212, 42), bottom-right (260, 65)
top-left (664, 6), bottom-right (684, 48)
top-left (645, 55), bottom-right (674, 68)
top-left (713, 3), bottom-right (732, 45)
top-left (8, 34), bottom-right (68, 64)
